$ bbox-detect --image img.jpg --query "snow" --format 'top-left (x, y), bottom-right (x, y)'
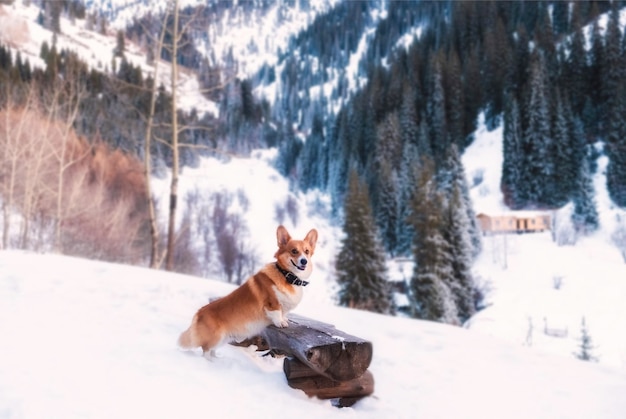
top-left (462, 117), bottom-right (626, 373)
top-left (83, 0), bottom-right (341, 85)
top-left (2, 2), bottom-right (626, 418)
top-left (1, 250), bottom-right (626, 419)
top-left (1, 116), bottom-right (626, 417)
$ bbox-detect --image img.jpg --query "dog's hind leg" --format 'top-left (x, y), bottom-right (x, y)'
top-left (199, 325), bottom-right (226, 360)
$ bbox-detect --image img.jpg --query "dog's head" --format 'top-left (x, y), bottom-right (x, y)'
top-left (275, 225), bottom-right (318, 280)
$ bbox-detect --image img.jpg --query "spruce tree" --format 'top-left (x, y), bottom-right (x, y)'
top-left (602, 4), bottom-right (623, 128)
top-left (427, 56), bottom-right (448, 164)
top-left (605, 20), bottom-right (626, 208)
top-left (501, 93), bottom-right (524, 209)
top-left (571, 153), bottom-right (599, 236)
top-left (335, 169), bottom-right (394, 315)
top-left (374, 161), bottom-right (399, 256)
top-left (482, 16), bottom-right (509, 130)
top-left (552, 1), bottom-right (570, 35)
top-left (574, 317), bottom-right (598, 362)
top-left (443, 183), bottom-right (477, 323)
top-left (521, 50), bottom-right (553, 208)
top-left (440, 145), bottom-right (481, 258)
top-left (297, 110), bottom-right (325, 192)
top-left (444, 48), bottom-right (466, 150)
top-left (588, 19), bottom-right (604, 126)
top-left (605, 83), bottom-right (626, 208)
top-left (408, 158), bottom-right (458, 324)
top-left (550, 89), bottom-right (575, 207)
top-left (566, 7), bottom-right (588, 116)
top-left (371, 112), bottom-right (402, 255)
top-left (114, 30), bottom-right (126, 57)
top-left (396, 141), bottom-right (419, 257)
top-left (328, 109), bottom-right (350, 217)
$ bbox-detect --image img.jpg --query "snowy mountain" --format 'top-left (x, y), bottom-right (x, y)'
top-left (84, 0), bottom-right (342, 80)
top-left (1, 4), bottom-right (626, 416)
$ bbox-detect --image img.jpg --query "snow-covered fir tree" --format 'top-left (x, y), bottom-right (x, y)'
top-left (574, 317), bottom-right (598, 362)
top-left (427, 57), bottom-right (448, 164)
top-left (442, 183), bottom-right (477, 323)
top-left (501, 94), bottom-right (523, 209)
top-left (440, 145), bottom-right (482, 258)
top-left (605, 80), bottom-right (626, 208)
top-left (335, 169), bottom-right (394, 315)
top-left (371, 112), bottom-right (402, 256)
top-left (396, 140), bottom-right (419, 256)
top-left (571, 150), bottom-right (599, 236)
top-left (550, 89), bottom-right (577, 207)
top-left (408, 158), bottom-right (458, 324)
top-left (521, 50), bottom-right (554, 208)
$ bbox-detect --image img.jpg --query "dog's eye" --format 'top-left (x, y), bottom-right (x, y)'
top-left (291, 249), bottom-right (298, 255)
top-left (305, 249), bottom-right (310, 255)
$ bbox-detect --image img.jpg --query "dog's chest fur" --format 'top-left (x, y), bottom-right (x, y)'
top-left (272, 284), bottom-right (303, 313)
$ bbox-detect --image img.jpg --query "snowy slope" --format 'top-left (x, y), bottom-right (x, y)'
top-left (1, 250), bottom-right (626, 419)
top-left (0, 1), bottom-right (217, 116)
top-left (463, 118), bottom-right (626, 372)
top-left (1, 3), bottom-right (626, 414)
top-left (83, 0), bottom-right (341, 79)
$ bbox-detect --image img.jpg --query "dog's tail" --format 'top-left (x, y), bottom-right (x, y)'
top-left (178, 327), bottom-right (194, 349)
top-left (177, 314), bottom-right (198, 349)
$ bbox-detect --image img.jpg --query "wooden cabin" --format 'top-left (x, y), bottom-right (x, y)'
top-left (476, 212), bottom-right (551, 235)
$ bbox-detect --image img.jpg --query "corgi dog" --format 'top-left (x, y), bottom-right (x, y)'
top-left (178, 225), bottom-right (318, 357)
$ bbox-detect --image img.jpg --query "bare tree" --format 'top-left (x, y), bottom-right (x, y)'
top-left (124, 0), bottom-right (233, 271)
top-left (155, 0), bottom-right (230, 271)
top-left (164, 0), bottom-right (182, 271)
top-left (45, 81), bottom-right (91, 252)
top-left (0, 89), bottom-right (34, 248)
top-left (142, 5), bottom-right (171, 269)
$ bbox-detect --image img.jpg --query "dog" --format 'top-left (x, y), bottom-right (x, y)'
top-left (178, 225), bottom-right (318, 357)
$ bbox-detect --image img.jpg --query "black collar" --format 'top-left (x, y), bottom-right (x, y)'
top-left (275, 263), bottom-right (309, 287)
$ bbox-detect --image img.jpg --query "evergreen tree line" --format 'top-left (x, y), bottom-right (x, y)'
top-left (0, 38), bottom-right (273, 176)
top-left (0, 40), bottom-right (205, 169)
top-left (500, 2), bottom-right (626, 219)
top-left (277, 1), bottom-right (625, 321)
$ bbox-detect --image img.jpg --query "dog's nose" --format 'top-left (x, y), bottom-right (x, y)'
top-left (299, 258), bottom-right (308, 266)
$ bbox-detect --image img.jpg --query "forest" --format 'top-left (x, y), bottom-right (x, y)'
top-left (1, 0), bottom-right (625, 323)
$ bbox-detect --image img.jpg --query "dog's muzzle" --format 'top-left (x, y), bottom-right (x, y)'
top-left (291, 258), bottom-right (307, 271)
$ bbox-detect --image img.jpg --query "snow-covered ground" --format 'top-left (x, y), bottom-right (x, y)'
top-left (2, 2), bottom-right (626, 417)
top-left (1, 250), bottom-right (626, 419)
top-left (1, 117), bottom-right (626, 418)
top-left (463, 119), bottom-right (626, 372)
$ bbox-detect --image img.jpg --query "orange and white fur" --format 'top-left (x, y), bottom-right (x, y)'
top-left (178, 225), bottom-right (318, 357)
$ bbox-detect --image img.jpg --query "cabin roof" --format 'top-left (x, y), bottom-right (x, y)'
top-left (477, 211), bottom-right (551, 219)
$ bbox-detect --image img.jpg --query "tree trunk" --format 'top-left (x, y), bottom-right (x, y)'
top-left (165, 0), bottom-right (180, 271)
top-left (144, 6), bottom-right (171, 269)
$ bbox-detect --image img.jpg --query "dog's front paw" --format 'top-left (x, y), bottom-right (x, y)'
top-left (274, 318), bottom-right (289, 328)
top-left (266, 309), bottom-right (289, 328)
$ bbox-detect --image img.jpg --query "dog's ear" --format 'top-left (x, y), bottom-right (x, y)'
top-left (304, 229), bottom-right (318, 253)
top-left (276, 225), bottom-right (291, 248)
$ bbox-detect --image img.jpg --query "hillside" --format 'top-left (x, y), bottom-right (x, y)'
top-left (1, 250), bottom-right (626, 419)
top-left (0, 0), bottom-right (217, 116)
top-left (146, 116), bottom-right (626, 373)
top-left (0, 0), bottom-right (625, 383)
top-left (463, 120), bottom-right (626, 371)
